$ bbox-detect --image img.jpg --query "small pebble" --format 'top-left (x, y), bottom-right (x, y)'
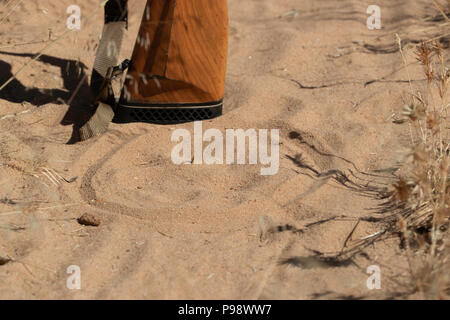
top-left (77, 213), bottom-right (101, 227)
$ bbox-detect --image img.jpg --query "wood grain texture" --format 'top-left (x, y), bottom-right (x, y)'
top-left (121, 0), bottom-right (228, 105)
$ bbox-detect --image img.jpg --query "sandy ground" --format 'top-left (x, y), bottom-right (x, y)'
top-left (0, 0), bottom-right (446, 299)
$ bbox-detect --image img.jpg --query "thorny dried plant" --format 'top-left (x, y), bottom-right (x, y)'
top-left (392, 39), bottom-right (450, 299)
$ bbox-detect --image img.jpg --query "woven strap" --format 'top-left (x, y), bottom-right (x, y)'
top-left (90, 0), bottom-right (128, 98)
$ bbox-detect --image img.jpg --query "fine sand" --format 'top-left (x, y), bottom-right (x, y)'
top-left (0, 0), bottom-right (445, 299)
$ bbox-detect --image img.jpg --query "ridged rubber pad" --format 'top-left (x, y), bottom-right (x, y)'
top-left (113, 105), bottom-right (222, 124)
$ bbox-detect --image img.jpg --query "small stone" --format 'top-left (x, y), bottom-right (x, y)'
top-left (77, 213), bottom-right (101, 227)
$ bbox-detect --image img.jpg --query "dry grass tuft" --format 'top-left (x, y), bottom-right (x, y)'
top-left (390, 38), bottom-right (450, 299)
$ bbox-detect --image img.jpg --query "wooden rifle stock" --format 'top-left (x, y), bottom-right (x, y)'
top-left (115, 0), bottom-right (229, 123)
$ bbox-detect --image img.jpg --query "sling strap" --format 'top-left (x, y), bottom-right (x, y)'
top-left (90, 0), bottom-right (128, 98)
top-left (79, 0), bottom-right (128, 141)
